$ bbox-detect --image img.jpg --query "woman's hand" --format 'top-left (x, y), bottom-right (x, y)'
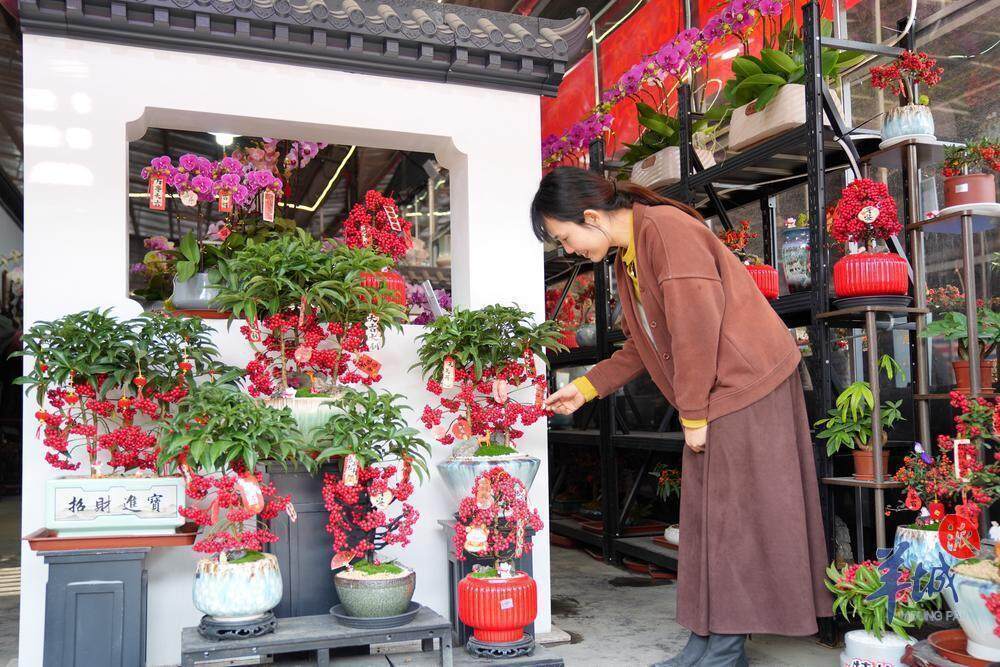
top-left (683, 424), bottom-right (707, 453)
top-left (544, 384), bottom-right (586, 415)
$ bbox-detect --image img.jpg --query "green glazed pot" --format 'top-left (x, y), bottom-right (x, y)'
top-left (333, 568), bottom-right (415, 618)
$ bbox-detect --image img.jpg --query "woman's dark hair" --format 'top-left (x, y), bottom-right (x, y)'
top-left (530, 166), bottom-right (702, 242)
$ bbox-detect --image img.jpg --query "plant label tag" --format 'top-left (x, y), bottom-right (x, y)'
top-left (939, 513), bottom-right (980, 559)
top-left (441, 356), bottom-right (456, 389)
top-left (476, 477), bottom-right (493, 510)
top-left (492, 379), bottom-right (509, 404)
top-left (464, 525), bottom-right (488, 553)
top-left (343, 454), bottom-right (359, 487)
top-left (523, 347), bottom-right (534, 371)
top-left (955, 183), bottom-right (969, 194)
top-left (858, 205), bottom-right (880, 223)
top-left (515, 519), bottom-right (525, 558)
top-left (218, 191), bottom-right (233, 213)
top-left (148, 176), bottom-right (167, 211)
top-left (331, 551), bottom-right (352, 570)
top-left (384, 205), bottom-right (402, 232)
top-left (953, 438), bottom-right (971, 480)
top-left (180, 189), bottom-right (198, 207)
top-left (262, 190), bottom-right (276, 222)
top-left (209, 497), bottom-right (220, 524)
top-left (361, 224), bottom-right (369, 247)
top-left (285, 502), bottom-right (298, 522)
top-left (500, 598), bottom-right (514, 610)
top-left (372, 490), bottom-right (393, 510)
top-left (365, 314), bottom-right (383, 351)
top-left (354, 353), bottom-right (382, 378)
top-left (535, 383), bottom-right (545, 409)
top-left (294, 345), bottom-right (313, 364)
top-left (237, 472), bottom-right (265, 513)
top-left (452, 418), bottom-right (471, 439)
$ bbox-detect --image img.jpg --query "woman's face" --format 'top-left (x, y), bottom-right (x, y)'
top-left (544, 209), bottom-right (612, 262)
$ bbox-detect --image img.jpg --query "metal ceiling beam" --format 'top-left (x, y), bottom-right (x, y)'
top-left (915, 0), bottom-right (1000, 46)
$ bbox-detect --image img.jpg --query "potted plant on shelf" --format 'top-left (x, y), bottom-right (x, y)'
top-left (650, 464), bottom-right (681, 545)
top-left (131, 236), bottom-right (176, 306)
top-left (343, 189), bottom-right (412, 307)
top-left (625, 103), bottom-right (721, 188)
top-left (545, 286), bottom-right (579, 349)
top-left (947, 533), bottom-right (1000, 661)
top-left (454, 466), bottom-right (544, 654)
top-left (830, 178), bottom-right (909, 300)
top-left (920, 306), bottom-right (1000, 393)
top-left (868, 50), bottom-right (943, 146)
top-left (572, 275), bottom-right (597, 347)
top-left (414, 304), bottom-right (564, 501)
top-left (723, 17), bottom-right (863, 151)
top-left (158, 383), bottom-right (302, 638)
top-left (16, 310), bottom-right (227, 537)
top-left (827, 559), bottom-right (941, 665)
top-left (213, 229), bottom-right (406, 435)
top-left (716, 219), bottom-right (779, 299)
top-left (941, 138), bottom-right (1000, 210)
top-left (780, 213), bottom-right (811, 293)
top-left (313, 388), bottom-right (429, 624)
top-left (815, 355), bottom-right (905, 479)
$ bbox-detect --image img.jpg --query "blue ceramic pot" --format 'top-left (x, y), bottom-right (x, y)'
top-left (437, 455), bottom-right (541, 503)
top-left (193, 553), bottom-right (284, 621)
top-left (575, 324), bottom-right (597, 347)
top-left (334, 568), bottom-right (415, 618)
top-left (881, 104), bottom-right (935, 143)
top-left (780, 227), bottom-right (811, 292)
top-left (893, 526), bottom-right (957, 573)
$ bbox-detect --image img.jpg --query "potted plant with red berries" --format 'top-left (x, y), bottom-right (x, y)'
top-left (414, 304), bottom-right (564, 500)
top-left (158, 383), bottom-right (303, 638)
top-left (343, 190), bottom-right (412, 307)
top-left (716, 220), bottom-right (779, 300)
top-left (16, 309), bottom-right (226, 538)
top-left (941, 138), bottom-right (1000, 210)
top-left (650, 464), bottom-right (681, 544)
top-left (830, 178), bottom-right (909, 301)
top-left (868, 50), bottom-right (942, 146)
top-left (213, 228), bottom-right (406, 435)
top-left (454, 466), bottom-right (544, 656)
top-left (312, 388), bottom-right (429, 625)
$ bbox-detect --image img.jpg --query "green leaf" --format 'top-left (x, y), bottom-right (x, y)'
top-left (179, 232), bottom-right (200, 264)
top-left (756, 84), bottom-right (781, 111)
top-left (787, 66), bottom-right (805, 84)
top-left (732, 56), bottom-right (762, 79)
top-left (822, 50), bottom-right (839, 78)
top-left (761, 48), bottom-right (798, 75)
top-left (175, 260), bottom-right (197, 283)
top-left (835, 49), bottom-right (866, 71)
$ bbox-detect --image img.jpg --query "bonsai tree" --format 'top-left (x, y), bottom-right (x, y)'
top-left (831, 178), bottom-right (902, 251)
top-left (317, 388), bottom-right (429, 572)
top-left (342, 190), bottom-right (413, 263)
top-left (213, 229), bottom-right (406, 396)
top-left (921, 308), bottom-right (1000, 362)
top-left (157, 383), bottom-right (303, 558)
top-left (15, 310), bottom-right (226, 475)
top-left (414, 304), bottom-right (565, 455)
top-left (814, 355), bottom-right (905, 456)
top-left (869, 50), bottom-right (942, 107)
top-left (717, 220), bottom-right (765, 266)
top-left (826, 560), bottom-right (940, 641)
top-left (452, 466), bottom-right (544, 577)
top-left (942, 138), bottom-right (1000, 177)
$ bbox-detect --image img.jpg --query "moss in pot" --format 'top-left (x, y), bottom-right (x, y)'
top-left (312, 388), bottom-right (431, 623)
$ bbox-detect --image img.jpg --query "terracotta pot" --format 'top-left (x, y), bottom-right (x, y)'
top-left (953, 359), bottom-right (997, 393)
top-left (944, 173), bottom-right (997, 209)
top-left (852, 449), bottom-right (891, 481)
top-left (458, 571), bottom-right (537, 643)
top-left (833, 252), bottom-right (909, 298)
top-left (360, 270), bottom-right (407, 307)
top-left (745, 264), bottom-right (779, 300)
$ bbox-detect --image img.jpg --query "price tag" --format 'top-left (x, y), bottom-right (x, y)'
top-left (384, 204), bottom-right (402, 232)
top-left (331, 551), bottom-right (352, 570)
top-left (858, 205), bottom-right (880, 223)
top-left (372, 490), bottom-right (393, 510)
top-left (500, 598), bottom-right (514, 610)
top-left (262, 190), bottom-right (276, 222)
top-left (535, 383), bottom-right (545, 409)
top-left (365, 314), bottom-right (383, 351)
top-left (492, 379), bottom-right (509, 404)
top-left (343, 454), bottom-right (359, 487)
top-left (354, 353), bottom-right (382, 378)
top-left (180, 189), bottom-right (198, 207)
top-left (236, 472), bottom-right (265, 513)
top-left (218, 191), bottom-right (233, 213)
top-left (441, 356), bottom-right (456, 389)
top-left (148, 176), bottom-right (167, 211)
top-left (294, 345), bottom-right (313, 364)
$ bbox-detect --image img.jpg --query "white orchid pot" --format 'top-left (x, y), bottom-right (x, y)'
top-left (663, 524), bottom-right (679, 545)
top-left (839, 629), bottom-right (913, 667)
top-left (630, 144), bottom-right (716, 189)
top-left (262, 395), bottom-right (340, 438)
top-left (193, 553), bottom-right (284, 622)
top-left (45, 476), bottom-right (186, 537)
top-left (729, 84), bottom-right (843, 152)
top-left (170, 272), bottom-right (220, 310)
top-left (945, 568), bottom-right (1000, 661)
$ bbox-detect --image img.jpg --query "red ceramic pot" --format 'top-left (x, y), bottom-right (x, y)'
top-left (745, 264), bottom-right (779, 300)
top-left (558, 328), bottom-right (578, 349)
top-left (944, 173), bottom-right (996, 209)
top-left (361, 270), bottom-right (407, 307)
top-left (833, 252), bottom-right (909, 298)
top-left (458, 571), bottom-right (537, 643)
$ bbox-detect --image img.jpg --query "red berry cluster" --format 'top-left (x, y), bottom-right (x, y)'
top-left (99, 426), bottom-right (158, 471)
top-left (241, 306), bottom-right (377, 396)
top-left (950, 391), bottom-right (1000, 443)
top-left (983, 593), bottom-right (1000, 639)
top-left (831, 178), bottom-right (901, 246)
top-left (420, 356), bottom-right (548, 449)
top-left (869, 50), bottom-right (943, 101)
top-left (452, 467), bottom-right (543, 563)
top-left (342, 190), bottom-right (413, 262)
top-left (943, 139), bottom-right (1000, 178)
top-left (179, 470), bottom-right (290, 556)
top-left (321, 464), bottom-right (419, 563)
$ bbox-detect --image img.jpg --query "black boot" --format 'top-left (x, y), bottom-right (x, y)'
top-left (693, 633), bottom-right (748, 667)
top-left (650, 632), bottom-right (710, 667)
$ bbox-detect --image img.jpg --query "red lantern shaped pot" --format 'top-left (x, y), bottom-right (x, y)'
top-left (361, 270), bottom-right (407, 307)
top-left (833, 252), bottom-right (909, 298)
top-left (745, 264), bottom-right (779, 300)
top-left (458, 572), bottom-right (538, 643)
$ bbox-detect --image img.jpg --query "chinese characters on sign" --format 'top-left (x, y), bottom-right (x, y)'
top-left (868, 540), bottom-right (958, 623)
top-left (54, 484), bottom-right (179, 522)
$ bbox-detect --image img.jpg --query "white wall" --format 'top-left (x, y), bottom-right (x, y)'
top-left (21, 34), bottom-right (548, 666)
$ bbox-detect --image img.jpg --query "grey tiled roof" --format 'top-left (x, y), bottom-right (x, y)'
top-left (19, 0), bottom-right (590, 95)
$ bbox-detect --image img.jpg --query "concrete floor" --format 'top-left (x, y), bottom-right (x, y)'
top-left (549, 545), bottom-right (840, 666)
top-left (0, 498), bottom-right (841, 667)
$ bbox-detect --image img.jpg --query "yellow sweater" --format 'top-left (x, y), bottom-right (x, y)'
top-left (569, 218), bottom-right (706, 429)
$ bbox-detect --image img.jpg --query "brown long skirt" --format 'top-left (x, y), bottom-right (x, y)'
top-left (675, 370), bottom-right (833, 636)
